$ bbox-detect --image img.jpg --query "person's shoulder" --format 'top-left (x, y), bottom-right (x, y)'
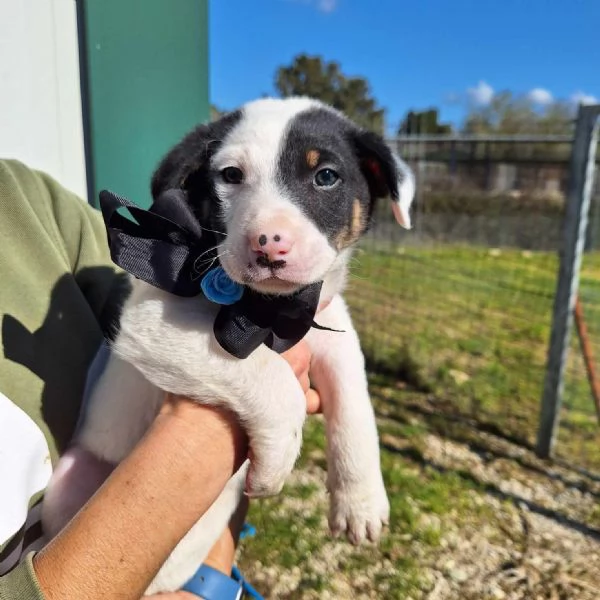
top-left (0, 158), bottom-right (43, 193)
top-left (0, 157), bottom-right (104, 235)
top-left (0, 158), bottom-right (58, 190)
top-left (0, 157), bottom-right (89, 202)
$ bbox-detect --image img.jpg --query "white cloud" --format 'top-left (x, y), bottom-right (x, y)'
top-left (444, 92), bottom-right (461, 105)
top-left (317, 0), bottom-right (337, 12)
top-left (570, 91), bottom-right (598, 106)
top-left (467, 81), bottom-right (494, 106)
top-left (528, 88), bottom-right (553, 105)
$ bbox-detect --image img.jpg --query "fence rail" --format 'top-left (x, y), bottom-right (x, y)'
top-left (385, 133), bottom-right (600, 197)
top-left (392, 134), bottom-right (574, 143)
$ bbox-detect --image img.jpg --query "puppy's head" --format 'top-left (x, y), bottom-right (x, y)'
top-left (152, 97), bottom-right (414, 295)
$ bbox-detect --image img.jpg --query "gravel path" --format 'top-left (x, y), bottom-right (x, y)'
top-left (241, 415), bottom-right (600, 599)
top-left (419, 432), bottom-right (600, 600)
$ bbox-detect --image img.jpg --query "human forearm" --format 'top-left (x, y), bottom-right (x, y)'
top-left (34, 398), bottom-right (247, 600)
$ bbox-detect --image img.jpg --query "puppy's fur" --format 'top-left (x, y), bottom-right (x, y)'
top-left (42, 97), bottom-right (415, 594)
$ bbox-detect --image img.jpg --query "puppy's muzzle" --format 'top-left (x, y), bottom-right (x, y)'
top-left (256, 255), bottom-right (287, 270)
top-left (249, 218), bottom-right (296, 269)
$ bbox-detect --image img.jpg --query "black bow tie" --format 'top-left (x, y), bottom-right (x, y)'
top-left (99, 189), bottom-right (337, 359)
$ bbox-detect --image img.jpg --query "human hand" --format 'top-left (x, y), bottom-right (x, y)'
top-left (281, 340), bottom-right (322, 414)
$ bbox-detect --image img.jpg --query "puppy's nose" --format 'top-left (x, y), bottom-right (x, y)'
top-left (250, 231), bottom-right (294, 261)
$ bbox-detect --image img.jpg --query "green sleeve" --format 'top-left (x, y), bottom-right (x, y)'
top-left (0, 162), bottom-right (134, 598)
top-left (0, 554), bottom-right (44, 600)
top-left (0, 159), bottom-right (129, 458)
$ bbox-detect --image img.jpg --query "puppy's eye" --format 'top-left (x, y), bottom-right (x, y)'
top-left (221, 167), bottom-right (244, 184)
top-left (314, 168), bottom-right (340, 188)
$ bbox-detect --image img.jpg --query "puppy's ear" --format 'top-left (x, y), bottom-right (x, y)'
top-left (150, 110), bottom-right (242, 200)
top-left (352, 130), bottom-right (415, 229)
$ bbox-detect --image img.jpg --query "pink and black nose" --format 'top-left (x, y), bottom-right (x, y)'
top-left (250, 229), bottom-right (294, 268)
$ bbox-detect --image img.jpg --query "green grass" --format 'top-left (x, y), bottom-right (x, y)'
top-left (347, 243), bottom-right (600, 470)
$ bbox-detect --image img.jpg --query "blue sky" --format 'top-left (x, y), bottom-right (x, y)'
top-left (210, 0), bottom-right (599, 132)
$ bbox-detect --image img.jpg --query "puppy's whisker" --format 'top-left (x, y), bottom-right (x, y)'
top-left (193, 244), bottom-right (222, 263)
top-left (203, 257), bottom-right (219, 271)
top-left (194, 258), bottom-right (218, 270)
top-left (196, 248), bottom-right (230, 273)
top-left (215, 250), bottom-right (230, 263)
top-left (199, 225), bottom-right (226, 236)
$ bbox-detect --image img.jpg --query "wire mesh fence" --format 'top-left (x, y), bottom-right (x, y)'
top-left (346, 132), bottom-right (600, 474)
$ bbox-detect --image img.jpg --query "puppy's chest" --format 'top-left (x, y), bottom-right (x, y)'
top-left (117, 281), bottom-right (218, 345)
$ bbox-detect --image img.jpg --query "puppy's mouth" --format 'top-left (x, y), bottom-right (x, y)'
top-left (223, 261), bottom-right (310, 296)
top-left (219, 241), bottom-right (337, 296)
top-left (241, 265), bottom-right (307, 294)
top-left (247, 276), bottom-right (301, 295)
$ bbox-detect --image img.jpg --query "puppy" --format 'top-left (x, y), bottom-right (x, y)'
top-left (42, 97), bottom-right (415, 594)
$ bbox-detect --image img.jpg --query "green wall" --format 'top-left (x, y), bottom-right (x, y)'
top-left (78, 0), bottom-right (209, 208)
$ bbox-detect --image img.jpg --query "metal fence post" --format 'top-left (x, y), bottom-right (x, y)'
top-left (536, 105), bottom-right (600, 459)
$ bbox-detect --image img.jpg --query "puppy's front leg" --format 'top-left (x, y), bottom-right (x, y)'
top-left (306, 294), bottom-right (389, 544)
top-left (231, 345), bottom-right (308, 497)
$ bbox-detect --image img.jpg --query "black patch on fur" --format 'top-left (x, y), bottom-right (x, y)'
top-left (150, 104), bottom-right (399, 253)
top-left (150, 110), bottom-right (242, 240)
top-left (277, 108), bottom-right (398, 242)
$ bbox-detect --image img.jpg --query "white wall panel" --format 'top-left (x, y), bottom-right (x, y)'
top-left (0, 0), bottom-right (87, 199)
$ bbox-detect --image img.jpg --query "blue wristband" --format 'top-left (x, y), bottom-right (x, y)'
top-left (181, 564), bottom-right (244, 600)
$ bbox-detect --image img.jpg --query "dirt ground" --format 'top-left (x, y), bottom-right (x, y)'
top-left (240, 398), bottom-right (600, 599)
top-left (401, 429), bottom-right (600, 600)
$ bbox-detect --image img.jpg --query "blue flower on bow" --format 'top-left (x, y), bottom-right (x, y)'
top-left (201, 267), bottom-right (244, 305)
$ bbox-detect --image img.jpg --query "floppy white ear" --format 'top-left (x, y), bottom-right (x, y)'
top-left (390, 156), bottom-right (415, 229)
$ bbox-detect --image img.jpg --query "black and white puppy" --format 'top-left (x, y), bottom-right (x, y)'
top-left (42, 97), bottom-right (414, 594)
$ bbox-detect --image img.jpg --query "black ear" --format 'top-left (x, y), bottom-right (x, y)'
top-left (352, 130), bottom-right (415, 229)
top-left (150, 110), bottom-right (242, 200)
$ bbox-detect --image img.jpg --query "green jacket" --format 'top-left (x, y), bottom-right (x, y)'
top-left (0, 159), bottom-right (126, 598)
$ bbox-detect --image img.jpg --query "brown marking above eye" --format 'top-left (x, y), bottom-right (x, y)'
top-left (306, 149), bottom-right (320, 169)
top-left (335, 199), bottom-right (365, 250)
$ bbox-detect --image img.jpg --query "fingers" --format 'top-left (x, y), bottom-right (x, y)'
top-left (281, 341), bottom-right (322, 414)
top-left (281, 340), bottom-right (311, 380)
top-left (297, 371), bottom-right (310, 395)
top-left (305, 389), bottom-right (322, 414)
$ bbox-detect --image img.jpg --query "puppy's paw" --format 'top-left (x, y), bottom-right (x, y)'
top-left (245, 428), bottom-right (303, 498)
top-left (329, 478), bottom-right (390, 545)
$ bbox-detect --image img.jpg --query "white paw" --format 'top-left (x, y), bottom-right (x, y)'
top-left (329, 478), bottom-right (390, 544)
top-left (245, 425), bottom-right (303, 497)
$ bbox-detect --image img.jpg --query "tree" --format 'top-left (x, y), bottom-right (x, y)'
top-left (275, 54), bottom-right (385, 134)
top-left (462, 91), bottom-right (574, 135)
top-left (398, 108), bottom-right (453, 135)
